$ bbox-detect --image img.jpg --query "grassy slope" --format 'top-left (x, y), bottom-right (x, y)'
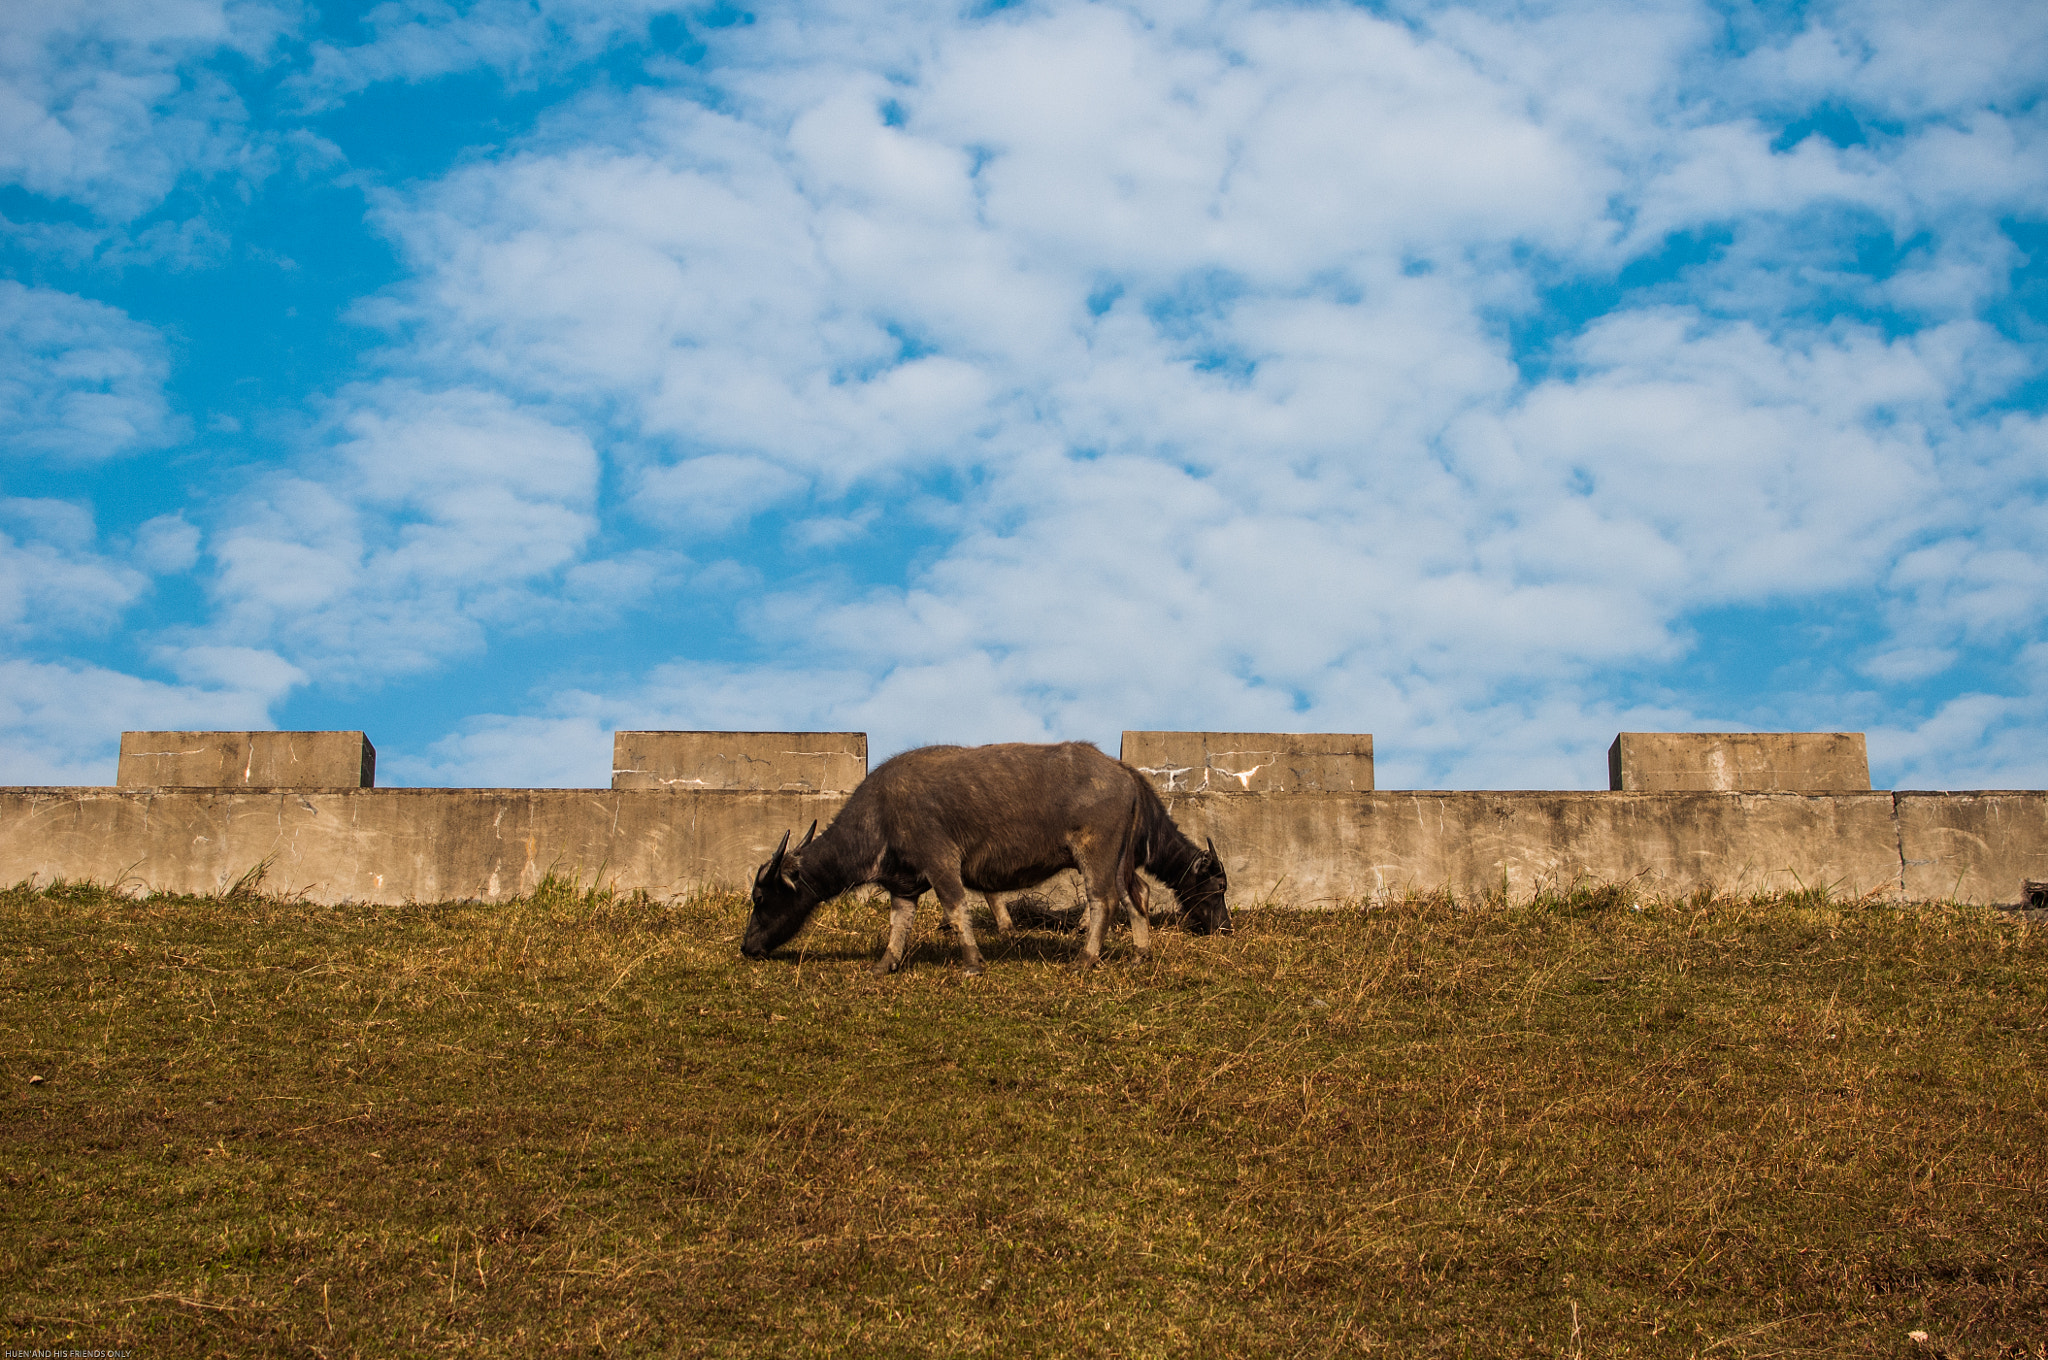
top-left (2, 878), bottom-right (2045, 1358)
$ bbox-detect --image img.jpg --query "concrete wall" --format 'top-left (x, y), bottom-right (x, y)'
top-left (4, 784), bottom-right (2042, 909)
top-left (0, 787), bottom-right (843, 904)
top-left (1893, 792), bottom-right (2048, 903)
top-left (611, 731), bottom-right (866, 792)
top-left (1609, 732), bottom-right (1870, 792)
top-left (3, 727), bottom-right (2036, 910)
top-left (1121, 731), bottom-right (1374, 793)
top-left (117, 731), bottom-right (376, 789)
top-left (1164, 790), bottom-right (1905, 904)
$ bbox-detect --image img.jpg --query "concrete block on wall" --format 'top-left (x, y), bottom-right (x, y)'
top-left (117, 731), bottom-right (376, 789)
top-left (1120, 732), bottom-right (1374, 794)
top-left (611, 731), bottom-right (867, 793)
top-left (1607, 732), bottom-right (1870, 793)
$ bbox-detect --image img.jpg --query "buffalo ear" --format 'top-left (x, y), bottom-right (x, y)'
top-left (797, 820), bottom-right (817, 851)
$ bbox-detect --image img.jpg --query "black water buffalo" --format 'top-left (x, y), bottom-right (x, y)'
top-left (742, 741), bottom-right (1230, 974)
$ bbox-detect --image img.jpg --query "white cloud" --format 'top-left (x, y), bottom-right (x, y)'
top-left (0, 656), bottom-right (293, 786)
top-left (385, 706), bottom-right (614, 788)
top-left (1859, 646), bottom-right (1956, 684)
top-left (0, 499), bottom-right (148, 637)
top-left (7, 0), bottom-right (2036, 791)
top-left (238, 0), bottom-right (2036, 790)
top-left (132, 513), bottom-right (202, 574)
top-left (204, 384), bottom-right (654, 676)
top-left (1887, 540), bottom-right (2048, 645)
top-left (155, 643), bottom-right (306, 694)
top-left (1870, 675), bottom-right (2048, 791)
top-left (1735, 0), bottom-right (2048, 121)
top-left (0, 282), bottom-right (180, 461)
top-left (288, 0), bottom-right (681, 109)
top-left (1465, 310), bottom-right (1973, 601)
top-left (634, 453), bottom-right (806, 531)
top-left (0, 0), bottom-right (292, 222)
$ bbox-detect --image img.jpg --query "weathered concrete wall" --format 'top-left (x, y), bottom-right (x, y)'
top-left (1161, 791), bottom-right (1905, 905)
top-left (1609, 732), bottom-right (1869, 792)
top-left (0, 787), bottom-right (842, 903)
top-left (1894, 792), bottom-right (2048, 903)
top-left (611, 731), bottom-right (866, 792)
top-left (117, 731), bottom-right (376, 789)
top-left (1121, 732), bottom-right (1374, 793)
top-left (5, 785), bottom-right (2042, 908)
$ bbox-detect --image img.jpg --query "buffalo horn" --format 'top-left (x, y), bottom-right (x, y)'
top-left (797, 820), bottom-right (818, 850)
top-left (767, 828), bottom-right (791, 875)
top-left (1205, 836), bottom-right (1219, 863)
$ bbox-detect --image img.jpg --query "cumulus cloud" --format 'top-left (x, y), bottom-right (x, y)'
top-left (0, 656), bottom-right (296, 786)
top-left (0, 282), bottom-right (180, 461)
top-left (5, 0), bottom-right (2044, 789)
top-left (0, 498), bottom-right (148, 636)
top-left (132, 513), bottom-right (202, 574)
top-left (1733, 0), bottom-right (2048, 120)
top-left (287, 0), bottom-right (682, 108)
top-left (0, 0), bottom-right (292, 222)
top-left (634, 453), bottom-right (808, 531)
top-left (264, 0), bottom-right (2025, 786)
top-left (207, 384), bottom-right (609, 674)
top-left (386, 706), bottom-right (616, 788)
top-left (1869, 672), bottom-right (2048, 791)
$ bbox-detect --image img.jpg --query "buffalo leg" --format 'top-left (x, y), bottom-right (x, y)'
top-left (1074, 832), bottom-right (1142, 969)
top-left (871, 893), bottom-right (917, 975)
top-left (1124, 874), bottom-right (1152, 957)
top-left (948, 895), bottom-right (986, 974)
top-left (987, 893), bottom-right (1014, 933)
top-left (926, 867), bottom-right (985, 974)
top-left (1075, 865), bottom-right (1119, 971)
top-left (1076, 894), bottom-right (1107, 969)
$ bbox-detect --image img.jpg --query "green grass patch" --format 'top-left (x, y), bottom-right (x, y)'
top-left (4, 875), bottom-right (2045, 1356)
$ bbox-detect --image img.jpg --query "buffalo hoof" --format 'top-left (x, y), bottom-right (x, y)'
top-left (1069, 955), bottom-right (1100, 973)
top-left (869, 955), bottom-right (901, 977)
top-left (961, 963), bottom-right (985, 977)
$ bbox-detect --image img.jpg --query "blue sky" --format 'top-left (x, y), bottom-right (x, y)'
top-left (3, 0), bottom-right (2044, 790)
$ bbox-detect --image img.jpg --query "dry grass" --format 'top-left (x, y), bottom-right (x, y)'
top-left (3, 874), bottom-right (2045, 1357)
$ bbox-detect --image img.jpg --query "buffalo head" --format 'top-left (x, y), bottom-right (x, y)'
top-left (1176, 837), bottom-right (1232, 935)
top-left (741, 822), bottom-right (820, 959)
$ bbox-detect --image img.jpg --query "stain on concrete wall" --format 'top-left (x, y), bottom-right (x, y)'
top-left (1121, 732), bottom-right (1374, 793)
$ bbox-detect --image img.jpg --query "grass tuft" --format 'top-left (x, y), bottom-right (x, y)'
top-left (3, 878), bottom-right (2044, 1356)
